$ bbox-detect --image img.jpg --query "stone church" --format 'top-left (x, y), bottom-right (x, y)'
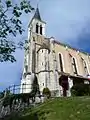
top-left (20, 7), bottom-right (90, 97)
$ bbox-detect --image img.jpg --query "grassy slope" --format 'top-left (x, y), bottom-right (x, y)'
top-left (8, 97), bottom-right (90, 120)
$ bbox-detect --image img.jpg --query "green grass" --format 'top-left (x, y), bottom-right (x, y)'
top-left (6, 97), bottom-right (90, 120)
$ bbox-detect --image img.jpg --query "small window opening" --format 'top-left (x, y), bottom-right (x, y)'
top-left (36, 23), bottom-right (38, 33)
top-left (40, 25), bottom-right (42, 35)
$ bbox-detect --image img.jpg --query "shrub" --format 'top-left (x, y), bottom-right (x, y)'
top-left (42, 88), bottom-right (51, 98)
top-left (31, 75), bottom-right (40, 97)
top-left (71, 83), bottom-right (90, 96)
top-left (2, 94), bottom-right (15, 107)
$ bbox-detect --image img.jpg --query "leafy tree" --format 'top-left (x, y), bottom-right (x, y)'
top-left (0, 0), bottom-right (34, 62)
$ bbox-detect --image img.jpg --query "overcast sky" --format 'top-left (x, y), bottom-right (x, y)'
top-left (0, 0), bottom-right (90, 91)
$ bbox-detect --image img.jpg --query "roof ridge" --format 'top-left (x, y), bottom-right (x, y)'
top-left (53, 39), bottom-right (90, 55)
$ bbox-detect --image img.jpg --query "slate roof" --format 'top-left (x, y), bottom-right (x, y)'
top-left (33, 7), bottom-right (41, 21)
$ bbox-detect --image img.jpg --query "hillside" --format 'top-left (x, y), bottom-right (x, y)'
top-left (5, 97), bottom-right (90, 120)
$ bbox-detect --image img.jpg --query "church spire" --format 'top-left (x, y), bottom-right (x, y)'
top-left (28, 4), bottom-right (46, 36)
top-left (33, 7), bottom-right (41, 21)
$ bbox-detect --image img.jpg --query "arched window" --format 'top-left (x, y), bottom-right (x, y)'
top-left (36, 23), bottom-right (38, 33)
top-left (88, 56), bottom-right (90, 63)
top-left (69, 54), bottom-right (78, 75)
top-left (59, 53), bottom-right (63, 72)
top-left (81, 57), bottom-right (88, 75)
top-left (25, 65), bottom-right (28, 73)
top-left (72, 57), bottom-right (78, 74)
top-left (40, 25), bottom-right (42, 35)
top-left (33, 37), bottom-right (35, 41)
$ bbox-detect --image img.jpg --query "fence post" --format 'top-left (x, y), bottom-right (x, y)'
top-left (4, 88), bottom-right (7, 97)
top-left (13, 85), bottom-right (15, 94)
top-left (22, 83), bottom-right (24, 93)
top-left (24, 83), bottom-right (26, 93)
top-left (8, 86), bottom-right (11, 93)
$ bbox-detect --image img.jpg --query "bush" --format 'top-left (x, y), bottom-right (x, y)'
top-left (2, 94), bottom-right (15, 107)
top-left (42, 88), bottom-right (51, 98)
top-left (71, 83), bottom-right (90, 96)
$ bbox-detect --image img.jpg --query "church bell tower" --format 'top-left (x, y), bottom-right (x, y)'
top-left (28, 7), bottom-right (46, 73)
top-left (20, 7), bottom-right (47, 93)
